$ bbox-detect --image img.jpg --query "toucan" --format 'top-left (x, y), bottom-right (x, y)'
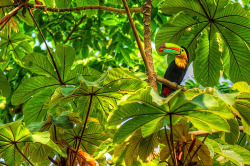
top-left (158, 43), bottom-right (189, 97)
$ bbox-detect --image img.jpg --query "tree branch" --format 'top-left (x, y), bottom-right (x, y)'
top-left (189, 126), bottom-right (243, 136)
top-left (143, 0), bottom-right (158, 92)
top-left (121, 0), bottom-right (153, 76)
top-left (156, 75), bottom-right (188, 91)
top-left (0, 161), bottom-right (8, 166)
top-left (28, 8), bottom-right (64, 85)
top-left (28, 3), bottom-right (142, 13)
top-left (63, 15), bottom-right (87, 44)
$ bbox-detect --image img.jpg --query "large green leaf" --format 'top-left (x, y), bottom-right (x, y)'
top-left (0, 69), bottom-right (11, 97)
top-left (194, 26), bottom-right (223, 86)
top-left (109, 87), bottom-right (230, 143)
top-left (156, 0), bottom-right (250, 86)
top-left (0, 121), bottom-right (30, 165)
top-left (11, 76), bottom-right (59, 105)
top-left (0, 33), bottom-right (32, 67)
top-left (22, 53), bottom-right (58, 79)
top-left (54, 44), bottom-right (76, 81)
top-left (64, 124), bottom-right (109, 155)
top-left (23, 88), bottom-right (55, 125)
top-left (50, 68), bottom-right (147, 125)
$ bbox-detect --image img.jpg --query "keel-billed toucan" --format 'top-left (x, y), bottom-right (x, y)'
top-left (158, 43), bottom-right (189, 97)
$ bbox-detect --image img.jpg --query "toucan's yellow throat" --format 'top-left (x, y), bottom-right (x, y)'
top-left (158, 43), bottom-right (189, 69)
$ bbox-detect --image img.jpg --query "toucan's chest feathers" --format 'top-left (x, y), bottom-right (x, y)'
top-left (175, 52), bottom-right (188, 69)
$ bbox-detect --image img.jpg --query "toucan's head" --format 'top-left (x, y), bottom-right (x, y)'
top-left (158, 43), bottom-right (189, 69)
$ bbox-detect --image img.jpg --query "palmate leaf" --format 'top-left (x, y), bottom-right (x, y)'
top-left (22, 53), bottom-right (58, 79)
top-left (109, 87), bottom-right (230, 143)
top-left (50, 68), bottom-right (148, 125)
top-left (23, 88), bottom-right (56, 125)
top-left (64, 124), bottom-right (109, 155)
top-left (11, 76), bottom-right (59, 105)
top-left (0, 121), bottom-right (30, 165)
top-left (0, 121), bottom-right (65, 165)
top-left (12, 44), bottom-right (100, 126)
top-left (0, 32), bottom-right (32, 67)
top-left (156, 0), bottom-right (250, 86)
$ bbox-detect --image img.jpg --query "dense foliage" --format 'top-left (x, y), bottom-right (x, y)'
top-left (0, 0), bottom-right (249, 165)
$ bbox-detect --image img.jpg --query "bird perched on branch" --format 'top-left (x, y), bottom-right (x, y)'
top-left (158, 43), bottom-right (189, 97)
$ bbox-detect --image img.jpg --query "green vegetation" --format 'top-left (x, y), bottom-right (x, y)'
top-left (0, 0), bottom-right (249, 165)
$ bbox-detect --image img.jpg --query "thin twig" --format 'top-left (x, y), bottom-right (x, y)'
top-left (189, 126), bottom-right (243, 136)
top-left (164, 126), bottom-right (174, 165)
top-left (0, 161), bottom-right (8, 166)
top-left (28, 3), bottom-right (142, 13)
top-left (63, 15), bottom-right (87, 44)
top-left (169, 115), bottom-right (178, 166)
top-left (15, 144), bottom-right (34, 166)
top-left (238, 133), bottom-right (246, 145)
top-left (28, 8), bottom-right (64, 85)
top-left (121, 0), bottom-right (152, 75)
top-left (71, 95), bottom-right (93, 166)
top-left (48, 156), bottom-right (58, 165)
top-left (47, 29), bottom-right (57, 45)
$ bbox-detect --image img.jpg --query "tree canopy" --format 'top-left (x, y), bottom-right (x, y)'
top-left (0, 0), bottom-right (249, 165)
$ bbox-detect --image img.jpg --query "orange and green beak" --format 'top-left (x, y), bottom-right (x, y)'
top-left (158, 43), bottom-right (181, 55)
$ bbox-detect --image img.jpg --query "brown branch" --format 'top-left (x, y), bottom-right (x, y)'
top-left (0, 5), bottom-right (16, 9)
top-left (28, 3), bottom-right (142, 13)
top-left (47, 29), bottom-right (57, 45)
top-left (121, 0), bottom-right (153, 75)
top-left (48, 156), bottom-right (58, 165)
top-left (63, 15), bottom-right (87, 44)
top-left (169, 115), bottom-right (178, 165)
top-left (189, 126), bottom-right (243, 136)
top-left (0, 161), bottom-right (8, 166)
top-left (28, 8), bottom-right (64, 85)
top-left (156, 75), bottom-right (188, 91)
top-left (164, 126), bottom-right (175, 164)
top-left (0, 3), bottom-right (24, 26)
top-left (143, 0), bottom-right (158, 92)
top-left (15, 144), bottom-right (34, 166)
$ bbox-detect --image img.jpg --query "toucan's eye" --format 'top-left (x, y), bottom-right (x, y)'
top-left (181, 49), bottom-right (184, 52)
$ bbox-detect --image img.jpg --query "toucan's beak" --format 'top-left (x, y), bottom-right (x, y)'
top-left (158, 43), bottom-right (181, 55)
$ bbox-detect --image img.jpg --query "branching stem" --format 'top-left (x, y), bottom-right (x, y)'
top-left (15, 144), bottom-right (34, 166)
top-left (71, 95), bottom-right (93, 165)
top-left (28, 8), bottom-right (64, 85)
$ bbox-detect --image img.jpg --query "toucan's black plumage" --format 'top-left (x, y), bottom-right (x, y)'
top-left (158, 44), bottom-right (189, 97)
